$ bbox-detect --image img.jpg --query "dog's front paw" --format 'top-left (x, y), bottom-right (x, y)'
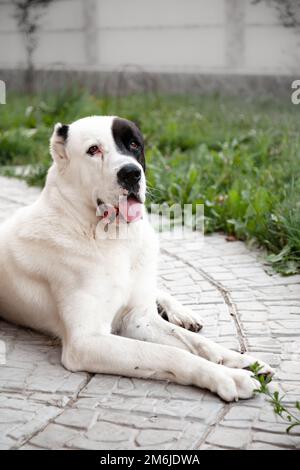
top-left (215, 368), bottom-right (257, 402)
top-left (241, 354), bottom-right (275, 377)
top-left (164, 306), bottom-right (203, 333)
top-left (222, 350), bottom-right (275, 377)
top-left (204, 343), bottom-right (275, 377)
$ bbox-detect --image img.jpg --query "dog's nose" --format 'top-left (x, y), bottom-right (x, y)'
top-left (117, 164), bottom-right (141, 189)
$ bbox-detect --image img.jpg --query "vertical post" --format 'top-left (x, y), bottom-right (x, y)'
top-left (225, 0), bottom-right (246, 70)
top-left (0, 80), bottom-right (6, 104)
top-left (83, 0), bottom-right (99, 66)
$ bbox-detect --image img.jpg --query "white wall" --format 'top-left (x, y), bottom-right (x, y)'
top-left (0, 0), bottom-right (299, 75)
top-left (0, 0), bottom-right (86, 67)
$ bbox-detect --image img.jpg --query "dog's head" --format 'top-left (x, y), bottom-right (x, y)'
top-left (50, 116), bottom-right (146, 223)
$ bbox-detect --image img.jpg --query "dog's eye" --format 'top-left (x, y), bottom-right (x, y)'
top-left (87, 145), bottom-right (99, 156)
top-left (129, 141), bottom-right (139, 150)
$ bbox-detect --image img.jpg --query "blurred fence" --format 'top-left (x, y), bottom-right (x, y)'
top-left (0, 0), bottom-right (299, 95)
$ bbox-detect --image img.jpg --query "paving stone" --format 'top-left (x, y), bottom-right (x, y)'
top-left (252, 431), bottom-right (299, 448)
top-left (54, 409), bottom-right (98, 430)
top-left (205, 426), bottom-right (251, 449)
top-left (248, 442), bottom-right (288, 450)
top-left (0, 176), bottom-right (299, 450)
top-left (94, 409), bottom-right (186, 431)
top-left (136, 429), bottom-right (181, 447)
top-left (253, 422), bottom-right (295, 434)
top-left (84, 421), bottom-right (136, 443)
top-left (224, 406), bottom-right (260, 421)
top-left (239, 311), bottom-right (268, 322)
top-left (29, 423), bottom-right (78, 449)
top-left (7, 406), bottom-right (61, 444)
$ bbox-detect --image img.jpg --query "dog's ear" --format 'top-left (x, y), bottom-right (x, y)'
top-left (50, 123), bottom-right (69, 164)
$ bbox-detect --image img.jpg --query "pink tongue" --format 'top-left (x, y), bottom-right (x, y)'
top-left (119, 197), bottom-right (143, 223)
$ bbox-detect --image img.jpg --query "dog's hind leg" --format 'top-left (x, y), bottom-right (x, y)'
top-left (157, 290), bottom-right (203, 332)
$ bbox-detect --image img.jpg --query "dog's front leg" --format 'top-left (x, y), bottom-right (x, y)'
top-left (121, 305), bottom-right (275, 377)
top-left (59, 295), bottom-right (257, 402)
top-left (157, 289), bottom-right (204, 332)
top-left (62, 331), bottom-right (260, 402)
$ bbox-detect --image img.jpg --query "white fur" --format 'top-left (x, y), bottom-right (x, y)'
top-left (0, 116), bottom-right (274, 402)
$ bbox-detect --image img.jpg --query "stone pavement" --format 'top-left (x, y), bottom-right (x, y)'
top-left (0, 176), bottom-right (299, 450)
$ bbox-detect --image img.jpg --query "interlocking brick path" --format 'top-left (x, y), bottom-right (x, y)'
top-left (0, 176), bottom-right (299, 450)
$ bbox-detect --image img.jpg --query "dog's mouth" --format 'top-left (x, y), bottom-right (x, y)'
top-left (126, 192), bottom-right (143, 205)
top-left (96, 193), bottom-right (144, 225)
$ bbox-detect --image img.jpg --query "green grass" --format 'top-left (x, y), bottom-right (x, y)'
top-left (0, 88), bottom-right (299, 274)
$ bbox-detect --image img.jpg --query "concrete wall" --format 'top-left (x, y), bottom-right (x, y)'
top-left (0, 0), bottom-right (299, 75)
top-left (0, 0), bottom-right (86, 67)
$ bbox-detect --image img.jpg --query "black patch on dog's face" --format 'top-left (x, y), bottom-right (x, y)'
top-left (57, 124), bottom-right (69, 141)
top-left (112, 118), bottom-right (145, 171)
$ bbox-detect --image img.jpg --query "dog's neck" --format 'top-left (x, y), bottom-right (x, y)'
top-left (44, 165), bottom-right (99, 236)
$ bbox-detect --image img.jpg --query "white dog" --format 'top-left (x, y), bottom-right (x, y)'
top-left (0, 116), bottom-right (274, 401)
